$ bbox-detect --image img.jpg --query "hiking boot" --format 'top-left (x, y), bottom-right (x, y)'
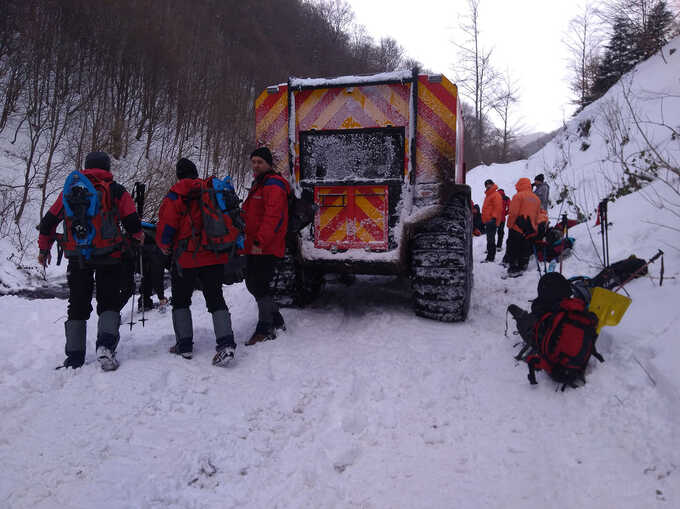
top-left (62, 353), bottom-right (85, 369)
top-left (245, 330), bottom-right (276, 346)
top-left (96, 346), bottom-right (119, 372)
top-left (212, 346), bottom-right (235, 367)
top-left (506, 268), bottom-right (524, 278)
top-left (273, 311), bottom-right (286, 332)
top-left (169, 344), bottom-right (192, 359)
top-left (480, 259), bottom-right (494, 264)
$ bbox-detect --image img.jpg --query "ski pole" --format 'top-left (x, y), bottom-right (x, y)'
top-left (138, 247), bottom-right (147, 327)
top-left (603, 201), bottom-right (610, 267)
top-left (127, 274), bottom-right (136, 330)
top-left (599, 201), bottom-right (607, 268)
top-left (559, 214), bottom-right (568, 274)
top-left (613, 250), bottom-right (664, 293)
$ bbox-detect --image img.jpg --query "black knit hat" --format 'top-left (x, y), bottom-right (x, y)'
top-left (484, 179), bottom-right (494, 186)
top-left (536, 272), bottom-right (571, 303)
top-left (176, 158), bottom-right (198, 180)
top-left (84, 151), bottom-right (111, 171)
top-left (534, 174), bottom-right (545, 182)
top-left (250, 147), bottom-right (273, 167)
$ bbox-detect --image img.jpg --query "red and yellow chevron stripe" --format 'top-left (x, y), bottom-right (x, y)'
top-left (314, 185), bottom-right (388, 250)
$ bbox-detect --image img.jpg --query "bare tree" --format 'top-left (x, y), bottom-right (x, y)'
top-left (565, 3), bottom-right (603, 111)
top-left (491, 71), bottom-right (521, 162)
top-left (452, 0), bottom-right (498, 166)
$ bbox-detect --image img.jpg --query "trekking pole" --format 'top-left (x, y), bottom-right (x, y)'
top-left (559, 213), bottom-right (568, 274)
top-left (613, 249), bottom-right (664, 293)
top-left (126, 279), bottom-right (136, 330)
top-left (598, 201), bottom-right (607, 268)
top-left (603, 201), bottom-right (610, 267)
top-left (138, 247), bottom-right (147, 327)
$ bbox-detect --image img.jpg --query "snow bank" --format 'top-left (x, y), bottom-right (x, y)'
top-left (468, 36), bottom-right (680, 225)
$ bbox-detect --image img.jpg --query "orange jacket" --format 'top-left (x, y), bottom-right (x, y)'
top-left (481, 184), bottom-right (504, 225)
top-left (507, 178), bottom-right (541, 236)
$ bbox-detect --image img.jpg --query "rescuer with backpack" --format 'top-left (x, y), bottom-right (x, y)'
top-left (508, 272), bottom-right (603, 390)
top-left (156, 158), bottom-right (242, 366)
top-left (38, 151), bottom-right (143, 371)
top-left (505, 177), bottom-right (541, 277)
top-left (481, 179), bottom-right (504, 263)
top-left (242, 147), bottom-right (290, 346)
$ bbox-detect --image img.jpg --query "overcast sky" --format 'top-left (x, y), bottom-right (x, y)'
top-left (346, 0), bottom-right (587, 134)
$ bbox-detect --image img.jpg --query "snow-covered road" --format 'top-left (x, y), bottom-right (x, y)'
top-left (1, 211), bottom-right (678, 508)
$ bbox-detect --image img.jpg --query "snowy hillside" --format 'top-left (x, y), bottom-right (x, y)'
top-left (468, 36), bottom-right (680, 225)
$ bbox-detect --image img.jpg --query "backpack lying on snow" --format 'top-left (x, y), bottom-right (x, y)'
top-left (589, 255), bottom-right (648, 290)
top-left (525, 297), bottom-right (604, 390)
top-left (62, 170), bottom-right (123, 262)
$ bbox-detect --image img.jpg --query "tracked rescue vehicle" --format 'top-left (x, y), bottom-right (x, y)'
top-left (255, 70), bottom-right (472, 321)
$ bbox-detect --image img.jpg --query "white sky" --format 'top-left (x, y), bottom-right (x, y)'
top-left (346, 0), bottom-right (586, 133)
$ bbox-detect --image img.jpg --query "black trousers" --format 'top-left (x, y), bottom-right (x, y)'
top-left (67, 260), bottom-right (122, 320)
top-left (506, 229), bottom-right (531, 271)
top-left (171, 264), bottom-right (226, 312)
top-left (485, 219), bottom-right (497, 261)
top-left (118, 254), bottom-right (136, 311)
top-left (142, 255), bottom-right (165, 303)
top-left (245, 255), bottom-right (278, 299)
top-left (497, 221), bottom-right (505, 248)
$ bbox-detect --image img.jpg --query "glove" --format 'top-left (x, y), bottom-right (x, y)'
top-left (223, 255), bottom-right (246, 285)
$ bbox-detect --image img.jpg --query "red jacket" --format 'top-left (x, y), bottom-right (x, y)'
top-left (507, 178), bottom-right (541, 236)
top-left (498, 189), bottom-right (510, 219)
top-left (242, 171), bottom-right (290, 258)
top-left (481, 184), bottom-right (504, 225)
top-left (38, 169), bottom-right (141, 260)
top-left (156, 178), bottom-right (230, 269)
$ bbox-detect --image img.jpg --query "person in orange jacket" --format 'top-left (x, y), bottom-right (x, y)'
top-left (481, 179), bottom-right (504, 262)
top-left (241, 147), bottom-right (290, 345)
top-left (506, 177), bottom-right (541, 276)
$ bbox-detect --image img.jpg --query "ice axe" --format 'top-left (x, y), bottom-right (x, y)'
top-left (613, 249), bottom-right (664, 293)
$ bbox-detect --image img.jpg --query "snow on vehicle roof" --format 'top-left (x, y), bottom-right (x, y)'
top-left (288, 70), bottom-right (414, 89)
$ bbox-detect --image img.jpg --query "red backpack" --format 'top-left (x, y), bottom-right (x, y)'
top-left (175, 177), bottom-right (243, 257)
top-left (526, 298), bottom-right (603, 390)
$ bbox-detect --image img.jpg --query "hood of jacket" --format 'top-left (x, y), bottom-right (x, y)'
top-left (515, 177), bottom-right (532, 192)
top-left (170, 178), bottom-right (203, 197)
top-left (82, 168), bottom-right (113, 181)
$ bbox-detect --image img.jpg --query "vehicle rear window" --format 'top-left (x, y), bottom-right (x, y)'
top-left (299, 127), bottom-right (404, 181)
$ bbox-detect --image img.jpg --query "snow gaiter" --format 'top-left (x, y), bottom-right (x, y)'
top-left (256, 295), bottom-right (275, 334)
top-left (64, 320), bottom-right (87, 364)
top-left (211, 309), bottom-right (236, 350)
top-left (172, 308), bottom-right (193, 354)
top-left (97, 311), bottom-right (121, 351)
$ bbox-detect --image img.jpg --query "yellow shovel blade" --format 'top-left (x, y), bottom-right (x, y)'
top-left (589, 286), bottom-right (632, 334)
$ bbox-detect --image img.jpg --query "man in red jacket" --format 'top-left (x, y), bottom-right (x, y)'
top-left (156, 158), bottom-right (236, 367)
top-left (38, 151), bottom-right (142, 371)
top-left (242, 147), bottom-right (290, 345)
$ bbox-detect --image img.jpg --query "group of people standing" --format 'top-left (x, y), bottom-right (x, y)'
top-left (38, 147), bottom-right (288, 371)
top-left (477, 174), bottom-right (550, 277)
